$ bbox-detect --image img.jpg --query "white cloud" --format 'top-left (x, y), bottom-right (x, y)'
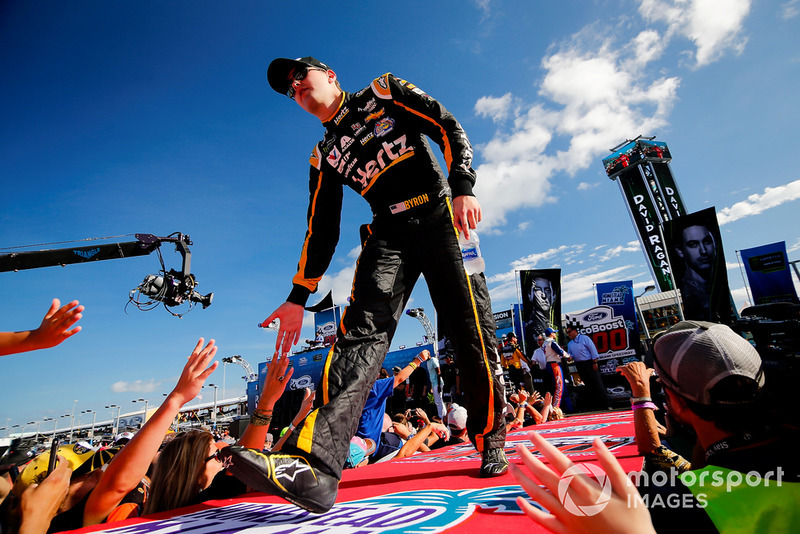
top-left (473, 22), bottom-right (680, 230)
top-left (638, 0), bottom-right (751, 67)
top-left (577, 182), bottom-right (599, 191)
top-left (486, 244), bottom-right (584, 300)
top-left (788, 238), bottom-right (800, 253)
top-left (630, 29), bottom-right (664, 67)
top-left (597, 241), bottom-right (641, 261)
top-left (717, 180), bottom-right (800, 225)
top-left (508, 244), bottom-right (586, 272)
top-left (111, 379), bottom-right (159, 394)
top-left (560, 264), bottom-right (640, 305)
top-left (472, 0), bottom-right (492, 18)
top-left (301, 247), bottom-right (360, 329)
top-left (471, 3), bottom-right (753, 230)
top-left (780, 0), bottom-right (799, 19)
top-left (475, 93), bottom-right (513, 122)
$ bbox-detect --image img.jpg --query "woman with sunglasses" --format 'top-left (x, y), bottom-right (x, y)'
top-left (82, 339), bottom-right (293, 526)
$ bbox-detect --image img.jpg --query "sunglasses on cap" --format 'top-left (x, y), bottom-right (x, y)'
top-left (286, 67), bottom-right (326, 100)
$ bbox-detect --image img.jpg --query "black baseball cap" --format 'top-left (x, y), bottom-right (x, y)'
top-left (267, 57), bottom-right (330, 95)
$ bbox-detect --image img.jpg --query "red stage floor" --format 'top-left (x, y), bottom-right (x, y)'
top-left (73, 411), bottom-right (641, 533)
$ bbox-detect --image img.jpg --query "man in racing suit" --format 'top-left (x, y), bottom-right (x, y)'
top-left (222, 57), bottom-right (507, 514)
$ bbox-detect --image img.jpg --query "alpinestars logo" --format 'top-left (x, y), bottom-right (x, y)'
top-left (273, 458), bottom-right (313, 484)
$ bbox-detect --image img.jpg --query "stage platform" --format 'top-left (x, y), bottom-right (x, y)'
top-left (73, 410), bottom-right (641, 533)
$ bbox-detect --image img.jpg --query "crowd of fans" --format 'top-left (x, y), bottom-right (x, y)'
top-left (1, 299), bottom-right (797, 533)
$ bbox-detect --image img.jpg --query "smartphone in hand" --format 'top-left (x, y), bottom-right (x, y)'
top-left (47, 438), bottom-right (60, 475)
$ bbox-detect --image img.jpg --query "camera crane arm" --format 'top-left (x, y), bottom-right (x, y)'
top-left (0, 233), bottom-right (212, 312)
top-left (0, 233), bottom-right (188, 273)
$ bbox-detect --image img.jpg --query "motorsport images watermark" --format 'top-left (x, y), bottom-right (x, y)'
top-left (557, 464), bottom-right (785, 515)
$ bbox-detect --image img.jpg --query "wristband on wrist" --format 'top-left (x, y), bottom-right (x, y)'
top-left (250, 411), bottom-right (272, 427)
top-left (632, 402), bottom-right (658, 410)
top-left (287, 422), bottom-right (296, 432)
top-left (408, 361), bottom-right (418, 370)
top-left (630, 396), bottom-right (652, 404)
top-left (520, 402), bottom-right (528, 407)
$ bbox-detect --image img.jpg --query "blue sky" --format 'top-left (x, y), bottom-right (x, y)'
top-left (2, 0), bottom-right (799, 434)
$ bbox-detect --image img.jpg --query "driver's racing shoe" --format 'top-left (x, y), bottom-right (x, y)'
top-left (220, 446), bottom-right (338, 513)
top-left (479, 447), bottom-right (509, 478)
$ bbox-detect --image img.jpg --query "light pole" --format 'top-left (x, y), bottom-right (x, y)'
top-left (68, 399), bottom-right (78, 442)
top-left (222, 357), bottom-right (232, 400)
top-left (82, 410), bottom-right (97, 445)
top-left (59, 414), bottom-right (70, 441)
top-left (636, 284), bottom-right (657, 346)
top-left (75, 412), bottom-right (84, 440)
top-left (207, 384), bottom-right (218, 429)
top-left (42, 417), bottom-right (53, 441)
top-left (50, 417), bottom-right (58, 441)
top-left (106, 405), bottom-right (121, 437)
top-left (406, 307), bottom-right (437, 355)
top-left (34, 420), bottom-right (44, 443)
top-left (132, 399), bottom-right (149, 429)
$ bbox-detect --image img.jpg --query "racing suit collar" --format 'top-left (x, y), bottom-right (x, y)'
top-left (321, 92), bottom-right (348, 125)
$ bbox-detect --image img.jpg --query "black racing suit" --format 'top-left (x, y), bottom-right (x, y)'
top-left (281, 73), bottom-right (506, 479)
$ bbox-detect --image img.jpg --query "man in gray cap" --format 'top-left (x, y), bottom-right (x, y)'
top-left (223, 56), bottom-right (507, 514)
top-left (617, 320), bottom-right (799, 533)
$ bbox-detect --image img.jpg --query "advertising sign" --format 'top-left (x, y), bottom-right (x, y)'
top-left (595, 281), bottom-right (639, 347)
top-left (650, 161), bottom-right (686, 220)
top-left (604, 138), bottom-right (686, 293)
top-left (493, 308), bottom-right (514, 340)
top-left (616, 169), bottom-right (673, 291)
top-left (564, 305), bottom-right (639, 375)
top-left (313, 305), bottom-right (342, 346)
top-left (740, 242), bottom-right (799, 305)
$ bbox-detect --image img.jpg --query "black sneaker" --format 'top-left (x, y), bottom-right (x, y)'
top-left (219, 446), bottom-right (338, 513)
top-left (479, 447), bottom-right (509, 478)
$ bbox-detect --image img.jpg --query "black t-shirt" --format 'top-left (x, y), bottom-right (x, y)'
top-left (409, 367), bottom-right (428, 401)
top-left (441, 363), bottom-right (458, 390)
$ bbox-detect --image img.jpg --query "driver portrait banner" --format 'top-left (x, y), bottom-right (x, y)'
top-left (664, 208), bottom-right (734, 324)
top-left (519, 269), bottom-right (562, 353)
